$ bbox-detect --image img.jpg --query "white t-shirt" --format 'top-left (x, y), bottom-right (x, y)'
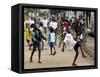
top-left (64, 33), bottom-right (77, 49)
top-left (71, 18), bottom-right (75, 23)
top-left (80, 19), bottom-right (83, 24)
top-left (49, 21), bottom-right (57, 30)
top-left (49, 33), bottom-right (56, 42)
top-left (40, 18), bottom-right (44, 23)
top-left (77, 34), bottom-right (83, 42)
top-left (28, 20), bottom-right (35, 28)
top-left (43, 19), bottom-right (48, 28)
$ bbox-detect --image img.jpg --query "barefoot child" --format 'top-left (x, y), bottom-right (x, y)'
top-left (63, 31), bottom-right (86, 66)
top-left (30, 24), bottom-right (46, 63)
top-left (48, 27), bottom-right (56, 55)
top-left (39, 22), bottom-right (45, 50)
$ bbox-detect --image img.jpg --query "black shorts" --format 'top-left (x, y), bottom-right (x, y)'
top-left (33, 42), bottom-right (41, 51)
top-left (74, 41), bottom-right (80, 52)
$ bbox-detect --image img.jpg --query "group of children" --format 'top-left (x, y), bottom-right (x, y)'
top-left (24, 15), bottom-right (87, 66)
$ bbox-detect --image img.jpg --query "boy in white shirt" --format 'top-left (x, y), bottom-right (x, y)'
top-left (49, 21), bottom-right (57, 30)
top-left (42, 17), bottom-right (49, 34)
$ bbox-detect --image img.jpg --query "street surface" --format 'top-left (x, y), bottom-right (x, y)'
top-left (24, 32), bottom-right (94, 69)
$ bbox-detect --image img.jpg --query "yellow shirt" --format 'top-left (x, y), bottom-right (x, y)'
top-left (24, 27), bottom-right (30, 40)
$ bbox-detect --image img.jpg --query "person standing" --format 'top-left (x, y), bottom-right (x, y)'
top-left (42, 17), bottom-right (49, 34)
top-left (57, 16), bottom-right (62, 35)
top-left (63, 18), bottom-right (70, 32)
top-left (49, 17), bottom-right (58, 32)
top-left (49, 17), bottom-right (58, 44)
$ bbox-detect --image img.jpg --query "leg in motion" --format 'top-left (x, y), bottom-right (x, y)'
top-left (62, 42), bottom-right (65, 52)
top-left (30, 44), bottom-right (36, 62)
top-left (80, 43), bottom-right (87, 58)
top-left (38, 46), bottom-right (42, 63)
top-left (52, 47), bottom-right (56, 55)
top-left (50, 47), bottom-right (53, 55)
top-left (72, 43), bottom-right (79, 66)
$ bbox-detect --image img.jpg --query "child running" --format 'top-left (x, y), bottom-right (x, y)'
top-left (63, 31), bottom-right (86, 66)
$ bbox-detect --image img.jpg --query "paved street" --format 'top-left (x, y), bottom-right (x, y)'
top-left (24, 34), bottom-right (94, 69)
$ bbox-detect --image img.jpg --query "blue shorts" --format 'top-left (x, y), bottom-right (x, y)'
top-left (49, 42), bottom-right (55, 48)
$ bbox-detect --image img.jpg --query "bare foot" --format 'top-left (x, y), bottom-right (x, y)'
top-left (29, 47), bottom-right (32, 50)
top-left (30, 59), bottom-right (33, 63)
top-left (62, 49), bottom-right (64, 52)
top-left (52, 51), bottom-right (56, 56)
top-left (38, 61), bottom-right (42, 64)
top-left (72, 63), bottom-right (78, 66)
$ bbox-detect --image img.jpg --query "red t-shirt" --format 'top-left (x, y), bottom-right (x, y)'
top-left (64, 21), bottom-right (69, 27)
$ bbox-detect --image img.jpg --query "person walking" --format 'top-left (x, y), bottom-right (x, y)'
top-left (48, 27), bottom-right (56, 55)
top-left (30, 24), bottom-right (46, 63)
